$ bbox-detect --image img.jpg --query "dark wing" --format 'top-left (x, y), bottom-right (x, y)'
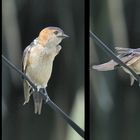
top-left (22, 45), bottom-right (32, 73)
top-left (22, 44), bottom-right (34, 104)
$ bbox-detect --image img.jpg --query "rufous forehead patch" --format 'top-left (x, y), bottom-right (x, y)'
top-left (38, 27), bottom-right (62, 46)
top-left (38, 28), bottom-right (52, 46)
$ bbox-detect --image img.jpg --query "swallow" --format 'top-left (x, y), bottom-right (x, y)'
top-left (22, 27), bottom-right (68, 114)
top-left (93, 47), bottom-right (140, 85)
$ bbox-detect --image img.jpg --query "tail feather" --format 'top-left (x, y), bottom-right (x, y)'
top-left (33, 93), bottom-right (43, 115)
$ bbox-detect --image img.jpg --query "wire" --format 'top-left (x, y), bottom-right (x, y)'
top-left (90, 31), bottom-right (140, 85)
top-left (2, 54), bottom-right (85, 138)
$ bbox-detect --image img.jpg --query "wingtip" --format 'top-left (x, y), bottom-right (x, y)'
top-left (92, 64), bottom-right (115, 71)
top-left (130, 76), bottom-right (135, 86)
top-left (92, 65), bottom-right (98, 70)
top-left (92, 65), bottom-right (104, 71)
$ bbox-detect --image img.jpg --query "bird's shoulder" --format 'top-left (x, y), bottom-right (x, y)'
top-left (22, 39), bottom-right (38, 73)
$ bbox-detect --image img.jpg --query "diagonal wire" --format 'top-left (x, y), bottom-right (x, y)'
top-left (2, 54), bottom-right (85, 138)
top-left (90, 31), bottom-right (140, 85)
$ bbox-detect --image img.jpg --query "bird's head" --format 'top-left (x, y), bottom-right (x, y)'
top-left (38, 27), bottom-right (68, 47)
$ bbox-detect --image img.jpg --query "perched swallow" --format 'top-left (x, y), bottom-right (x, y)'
top-left (93, 47), bottom-right (140, 85)
top-left (22, 27), bottom-right (68, 114)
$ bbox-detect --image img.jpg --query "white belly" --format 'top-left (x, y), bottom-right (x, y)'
top-left (26, 53), bottom-right (56, 88)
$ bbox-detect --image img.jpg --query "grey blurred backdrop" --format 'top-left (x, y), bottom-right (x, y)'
top-left (2, 0), bottom-right (84, 140)
top-left (90, 0), bottom-right (140, 140)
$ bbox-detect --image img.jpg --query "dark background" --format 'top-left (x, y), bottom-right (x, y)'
top-left (2, 0), bottom-right (84, 140)
top-left (90, 0), bottom-right (140, 140)
top-left (3, 0), bottom-right (140, 140)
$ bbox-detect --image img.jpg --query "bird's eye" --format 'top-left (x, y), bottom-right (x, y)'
top-left (54, 31), bottom-right (59, 35)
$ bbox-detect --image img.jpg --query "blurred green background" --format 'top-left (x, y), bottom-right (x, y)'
top-left (90, 0), bottom-right (140, 140)
top-left (2, 0), bottom-right (84, 140)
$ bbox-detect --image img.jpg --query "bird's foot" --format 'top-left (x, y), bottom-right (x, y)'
top-left (38, 88), bottom-right (50, 102)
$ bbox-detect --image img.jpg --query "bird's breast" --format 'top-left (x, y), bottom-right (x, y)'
top-left (26, 50), bottom-right (56, 88)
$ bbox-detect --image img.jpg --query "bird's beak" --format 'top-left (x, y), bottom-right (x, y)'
top-left (58, 33), bottom-right (69, 39)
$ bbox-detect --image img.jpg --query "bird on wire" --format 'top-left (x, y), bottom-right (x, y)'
top-left (22, 27), bottom-right (68, 114)
top-left (93, 47), bottom-right (140, 86)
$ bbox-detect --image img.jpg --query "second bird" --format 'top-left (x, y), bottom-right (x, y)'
top-left (93, 47), bottom-right (140, 86)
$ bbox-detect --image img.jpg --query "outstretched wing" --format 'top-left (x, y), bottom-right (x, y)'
top-left (115, 47), bottom-right (132, 54)
top-left (93, 47), bottom-right (140, 71)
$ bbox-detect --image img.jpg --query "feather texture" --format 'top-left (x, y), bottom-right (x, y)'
top-left (93, 47), bottom-right (140, 85)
